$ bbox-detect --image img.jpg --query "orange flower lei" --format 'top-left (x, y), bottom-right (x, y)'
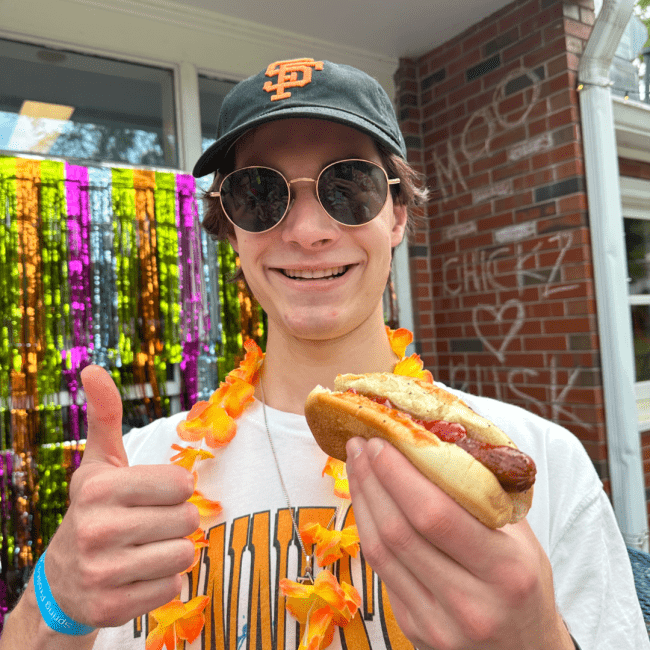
top-left (145, 329), bottom-right (431, 650)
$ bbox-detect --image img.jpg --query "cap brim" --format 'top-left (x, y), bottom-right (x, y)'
top-left (192, 106), bottom-right (405, 177)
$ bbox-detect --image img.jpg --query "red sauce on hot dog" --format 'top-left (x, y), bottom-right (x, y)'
top-left (345, 389), bottom-right (536, 492)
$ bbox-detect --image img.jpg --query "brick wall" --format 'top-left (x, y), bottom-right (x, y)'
top-left (394, 0), bottom-right (612, 485)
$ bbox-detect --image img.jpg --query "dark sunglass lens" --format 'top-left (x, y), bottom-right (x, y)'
top-left (220, 168), bottom-right (289, 232)
top-left (318, 161), bottom-right (388, 225)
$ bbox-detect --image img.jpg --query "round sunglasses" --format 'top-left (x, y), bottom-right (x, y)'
top-left (208, 159), bottom-right (400, 233)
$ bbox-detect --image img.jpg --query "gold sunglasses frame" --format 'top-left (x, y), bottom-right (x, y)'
top-left (208, 158), bottom-right (400, 233)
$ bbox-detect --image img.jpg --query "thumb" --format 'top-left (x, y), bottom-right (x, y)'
top-left (80, 365), bottom-right (128, 467)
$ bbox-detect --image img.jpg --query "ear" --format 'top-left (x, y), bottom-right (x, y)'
top-left (227, 232), bottom-right (239, 254)
top-left (390, 203), bottom-right (408, 248)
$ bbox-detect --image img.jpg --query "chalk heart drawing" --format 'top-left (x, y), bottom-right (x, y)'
top-left (472, 299), bottom-right (525, 364)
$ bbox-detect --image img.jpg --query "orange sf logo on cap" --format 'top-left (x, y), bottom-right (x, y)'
top-left (263, 58), bottom-right (325, 101)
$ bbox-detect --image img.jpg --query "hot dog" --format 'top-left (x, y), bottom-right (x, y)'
top-left (304, 372), bottom-right (535, 529)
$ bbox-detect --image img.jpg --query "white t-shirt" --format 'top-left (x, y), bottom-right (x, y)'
top-left (92, 386), bottom-right (650, 649)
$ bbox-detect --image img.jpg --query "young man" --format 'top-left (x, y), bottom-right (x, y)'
top-left (1, 58), bottom-right (647, 650)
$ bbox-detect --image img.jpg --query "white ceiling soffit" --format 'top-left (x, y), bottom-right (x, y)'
top-left (146, 0), bottom-right (513, 59)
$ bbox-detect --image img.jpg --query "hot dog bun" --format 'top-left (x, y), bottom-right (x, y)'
top-left (304, 373), bottom-right (533, 529)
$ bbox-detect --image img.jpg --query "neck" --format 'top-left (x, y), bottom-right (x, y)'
top-left (257, 314), bottom-right (399, 415)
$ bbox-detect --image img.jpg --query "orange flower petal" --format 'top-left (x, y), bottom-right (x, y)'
top-left (203, 406), bottom-right (237, 448)
top-left (385, 326), bottom-right (413, 359)
top-left (208, 383), bottom-right (230, 405)
top-left (280, 579), bottom-right (314, 622)
top-left (322, 457), bottom-right (350, 500)
top-left (145, 622), bottom-right (176, 650)
top-left (150, 600), bottom-right (186, 626)
top-left (144, 624), bottom-right (167, 650)
top-left (228, 339), bottom-right (264, 384)
top-left (299, 606), bottom-right (335, 650)
top-left (176, 418), bottom-right (211, 442)
top-left (220, 376), bottom-right (255, 418)
top-left (299, 524), bottom-right (360, 567)
top-left (175, 596), bottom-right (209, 643)
top-left (393, 353), bottom-right (434, 382)
top-left (170, 445), bottom-right (215, 471)
top-left (186, 400), bottom-right (210, 420)
top-left (189, 490), bottom-right (222, 518)
top-left (182, 528), bottom-right (209, 574)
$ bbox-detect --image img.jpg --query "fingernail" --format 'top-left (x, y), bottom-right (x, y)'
top-left (367, 438), bottom-right (385, 460)
top-left (346, 437), bottom-right (364, 460)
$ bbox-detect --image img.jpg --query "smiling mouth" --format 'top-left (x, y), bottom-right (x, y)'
top-left (279, 265), bottom-right (350, 280)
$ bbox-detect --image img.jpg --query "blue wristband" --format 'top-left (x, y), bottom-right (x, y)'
top-left (33, 550), bottom-right (96, 635)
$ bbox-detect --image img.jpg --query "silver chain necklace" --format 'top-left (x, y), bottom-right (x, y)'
top-left (259, 371), bottom-right (317, 584)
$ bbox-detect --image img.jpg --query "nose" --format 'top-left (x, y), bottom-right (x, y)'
top-left (279, 181), bottom-right (340, 249)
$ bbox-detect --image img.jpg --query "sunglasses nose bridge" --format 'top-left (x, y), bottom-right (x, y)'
top-left (286, 176), bottom-right (325, 213)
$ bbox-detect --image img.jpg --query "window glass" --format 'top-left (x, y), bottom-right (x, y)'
top-left (0, 39), bottom-right (177, 167)
top-left (625, 218), bottom-right (650, 382)
top-left (626, 217), bottom-right (650, 295)
top-left (632, 305), bottom-right (650, 382)
top-left (199, 75), bottom-right (236, 152)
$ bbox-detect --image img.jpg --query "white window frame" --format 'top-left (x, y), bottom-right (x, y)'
top-left (620, 175), bottom-right (650, 430)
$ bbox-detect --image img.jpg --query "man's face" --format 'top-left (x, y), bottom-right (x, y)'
top-left (228, 118), bottom-right (407, 343)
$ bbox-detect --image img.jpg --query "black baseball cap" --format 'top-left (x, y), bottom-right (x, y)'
top-left (192, 57), bottom-right (407, 178)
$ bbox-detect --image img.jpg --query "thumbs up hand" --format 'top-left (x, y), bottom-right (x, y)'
top-left (42, 365), bottom-right (199, 629)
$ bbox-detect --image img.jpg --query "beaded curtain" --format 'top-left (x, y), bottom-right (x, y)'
top-left (0, 157), bottom-right (264, 628)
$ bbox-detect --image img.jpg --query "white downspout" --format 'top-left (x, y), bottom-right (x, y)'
top-left (578, 0), bottom-right (648, 550)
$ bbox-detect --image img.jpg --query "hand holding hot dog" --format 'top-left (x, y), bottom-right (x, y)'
top-left (345, 437), bottom-right (574, 650)
top-left (37, 365), bottom-right (198, 629)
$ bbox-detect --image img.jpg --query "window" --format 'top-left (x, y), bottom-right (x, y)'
top-left (198, 74), bottom-right (237, 153)
top-left (622, 176), bottom-right (650, 427)
top-left (625, 218), bottom-right (650, 381)
top-left (0, 39), bottom-right (177, 167)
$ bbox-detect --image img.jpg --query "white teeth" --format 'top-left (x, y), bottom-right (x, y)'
top-left (282, 266), bottom-right (348, 279)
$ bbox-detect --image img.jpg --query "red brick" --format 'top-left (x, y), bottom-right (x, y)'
top-left (460, 291), bottom-right (499, 308)
top-left (435, 71), bottom-right (466, 97)
top-left (565, 299), bottom-right (597, 316)
top-left (529, 116), bottom-right (550, 137)
top-left (557, 194), bottom-right (588, 213)
top-left (481, 59), bottom-right (523, 93)
top-left (528, 301), bottom-right (566, 319)
top-left (466, 88), bottom-right (498, 114)
top-left (449, 48), bottom-right (482, 77)
top-left (548, 106), bottom-right (579, 129)
top-left (543, 317), bottom-right (592, 334)
top-left (556, 158), bottom-right (584, 180)
top-left (547, 53), bottom-right (570, 78)
top-left (564, 18), bottom-right (592, 41)
top-left (581, 7), bottom-right (596, 26)
top-left (504, 31), bottom-right (544, 63)
top-left (543, 21), bottom-right (566, 45)
top-left (449, 79), bottom-right (484, 110)
top-left (423, 96), bottom-right (448, 119)
top-left (496, 90), bottom-right (526, 117)
top-left (490, 125), bottom-right (528, 151)
top-left (463, 21), bottom-right (500, 53)
top-left (459, 232), bottom-right (494, 250)
top-left (524, 37), bottom-right (567, 69)
top-left (524, 335), bottom-right (568, 351)
top-left (492, 157), bottom-right (531, 182)
top-left (465, 171), bottom-right (491, 190)
top-left (619, 157), bottom-right (650, 181)
top-left (513, 168), bottom-right (555, 192)
top-left (477, 210), bottom-right (514, 231)
top-left (494, 190), bottom-right (534, 212)
top-left (471, 150), bottom-right (508, 174)
top-left (549, 88), bottom-right (578, 112)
